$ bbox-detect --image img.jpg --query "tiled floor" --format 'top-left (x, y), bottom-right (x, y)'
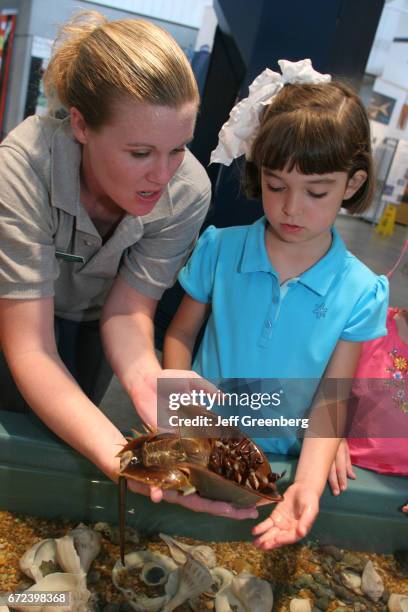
top-left (100, 215), bottom-right (408, 429)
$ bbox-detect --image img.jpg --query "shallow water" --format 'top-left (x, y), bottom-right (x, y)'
top-left (0, 510), bottom-right (407, 611)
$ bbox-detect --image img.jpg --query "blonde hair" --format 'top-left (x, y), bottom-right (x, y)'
top-left (245, 82), bottom-right (374, 214)
top-left (44, 10), bottom-right (199, 128)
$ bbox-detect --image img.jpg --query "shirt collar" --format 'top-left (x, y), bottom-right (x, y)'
top-left (50, 118), bottom-right (173, 223)
top-left (299, 227), bottom-right (347, 296)
top-left (240, 216), bottom-right (276, 275)
top-left (51, 118), bottom-right (81, 216)
top-left (239, 216), bottom-right (347, 295)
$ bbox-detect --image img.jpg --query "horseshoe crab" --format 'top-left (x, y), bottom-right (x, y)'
top-left (117, 405), bottom-right (283, 562)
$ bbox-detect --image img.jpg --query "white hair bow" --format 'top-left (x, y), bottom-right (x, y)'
top-left (210, 59), bottom-right (331, 166)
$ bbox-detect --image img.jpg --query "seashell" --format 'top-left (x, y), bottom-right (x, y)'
top-left (112, 551), bottom-right (176, 610)
top-left (112, 559), bottom-right (168, 612)
top-left (159, 532), bottom-right (217, 568)
top-left (361, 560), bottom-right (384, 602)
top-left (123, 526), bottom-right (140, 545)
top-left (210, 567), bottom-right (236, 612)
top-left (214, 571), bottom-right (273, 612)
top-left (68, 523), bottom-right (101, 573)
top-left (93, 521), bottom-right (113, 539)
top-left (19, 539), bottom-right (58, 583)
top-left (388, 593), bottom-right (408, 612)
top-left (112, 558), bottom-right (130, 593)
top-left (126, 595), bottom-right (168, 612)
top-left (111, 550), bottom-right (176, 592)
top-left (289, 599), bottom-right (312, 612)
top-left (231, 572), bottom-right (273, 612)
top-left (211, 567), bottom-right (234, 594)
top-left (94, 521), bottom-right (139, 545)
top-left (124, 550), bottom-right (177, 573)
top-left (188, 600), bottom-right (205, 612)
top-left (163, 555), bottom-right (214, 612)
top-left (55, 535), bottom-right (83, 575)
top-left (12, 573), bottom-right (90, 612)
top-left (215, 588), bottom-right (243, 612)
top-left (140, 561), bottom-right (170, 586)
top-left (340, 569), bottom-right (362, 594)
top-left (113, 553), bottom-right (152, 599)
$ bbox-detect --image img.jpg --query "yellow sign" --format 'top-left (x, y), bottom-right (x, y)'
top-left (375, 204), bottom-right (397, 236)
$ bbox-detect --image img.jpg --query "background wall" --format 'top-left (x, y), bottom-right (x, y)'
top-left (81, 0), bottom-right (213, 28)
top-left (0, 0), bottom-right (200, 135)
top-left (366, 0), bottom-right (408, 76)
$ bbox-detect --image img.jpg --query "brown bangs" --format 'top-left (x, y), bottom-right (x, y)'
top-left (254, 111), bottom-right (353, 176)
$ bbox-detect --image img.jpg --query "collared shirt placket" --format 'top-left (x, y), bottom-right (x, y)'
top-left (259, 277), bottom-right (299, 348)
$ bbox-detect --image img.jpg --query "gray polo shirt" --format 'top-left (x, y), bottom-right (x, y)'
top-left (0, 116), bottom-right (211, 321)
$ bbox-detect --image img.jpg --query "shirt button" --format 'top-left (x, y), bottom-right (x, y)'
top-left (84, 239), bottom-right (94, 246)
top-left (265, 320), bottom-right (272, 328)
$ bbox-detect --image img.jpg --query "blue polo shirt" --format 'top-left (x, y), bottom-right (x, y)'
top-left (178, 216), bottom-right (389, 453)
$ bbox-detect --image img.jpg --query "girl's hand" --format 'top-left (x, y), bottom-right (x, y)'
top-left (402, 503), bottom-right (408, 514)
top-left (127, 481), bottom-right (258, 520)
top-left (251, 483), bottom-right (319, 549)
top-left (328, 439), bottom-right (356, 495)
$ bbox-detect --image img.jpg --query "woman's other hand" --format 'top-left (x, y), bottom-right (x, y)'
top-left (127, 481), bottom-right (258, 520)
top-left (130, 368), bottom-right (219, 430)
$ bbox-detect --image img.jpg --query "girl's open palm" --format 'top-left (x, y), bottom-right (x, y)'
top-left (252, 483), bottom-right (319, 549)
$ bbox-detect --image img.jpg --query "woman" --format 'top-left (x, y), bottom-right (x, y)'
top-left (0, 11), bottom-right (254, 520)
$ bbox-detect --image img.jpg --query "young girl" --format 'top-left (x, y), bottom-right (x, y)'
top-left (163, 59), bottom-right (389, 548)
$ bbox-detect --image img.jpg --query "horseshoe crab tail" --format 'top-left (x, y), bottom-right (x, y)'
top-left (118, 476), bottom-right (127, 566)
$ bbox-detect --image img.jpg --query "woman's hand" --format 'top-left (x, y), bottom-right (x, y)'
top-left (127, 481), bottom-right (258, 520)
top-left (251, 483), bottom-right (319, 549)
top-left (328, 438), bottom-right (356, 495)
top-left (130, 368), bottom-right (219, 430)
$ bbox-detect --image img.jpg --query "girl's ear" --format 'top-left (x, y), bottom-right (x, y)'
top-left (344, 170), bottom-right (367, 200)
top-left (70, 107), bottom-right (89, 145)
